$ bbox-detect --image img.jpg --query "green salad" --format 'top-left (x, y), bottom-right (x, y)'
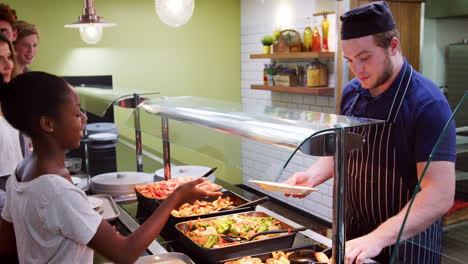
top-left (185, 215), bottom-right (283, 248)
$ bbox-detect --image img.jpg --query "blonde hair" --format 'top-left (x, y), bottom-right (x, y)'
top-left (0, 34), bottom-right (21, 79)
top-left (13, 20), bottom-right (40, 43)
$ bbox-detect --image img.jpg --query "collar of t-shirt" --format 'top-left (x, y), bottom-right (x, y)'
top-left (350, 58), bottom-right (409, 120)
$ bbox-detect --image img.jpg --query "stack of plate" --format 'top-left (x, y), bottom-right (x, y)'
top-left (155, 165), bottom-right (216, 181)
top-left (90, 171), bottom-right (153, 197)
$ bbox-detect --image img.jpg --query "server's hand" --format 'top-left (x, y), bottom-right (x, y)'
top-left (345, 234), bottom-right (385, 264)
top-left (283, 171), bottom-right (316, 198)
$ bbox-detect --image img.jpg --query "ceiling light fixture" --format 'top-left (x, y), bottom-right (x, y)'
top-left (155, 0), bottom-right (194, 27)
top-left (65, 0), bottom-right (116, 45)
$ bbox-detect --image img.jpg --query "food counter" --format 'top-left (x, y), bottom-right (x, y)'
top-left (83, 95), bottom-right (386, 263)
top-left (92, 177), bottom-right (335, 264)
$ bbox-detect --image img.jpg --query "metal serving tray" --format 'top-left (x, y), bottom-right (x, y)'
top-left (218, 244), bottom-right (329, 264)
top-left (89, 194), bottom-right (120, 221)
top-left (133, 252), bottom-right (195, 264)
top-left (175, 211), bottom-right (296, 264)
top-left (136, 190), bottom-right (255, 239)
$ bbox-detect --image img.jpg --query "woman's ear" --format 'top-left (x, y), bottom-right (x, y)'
top-left (39, 116), bottom-right (55, 133)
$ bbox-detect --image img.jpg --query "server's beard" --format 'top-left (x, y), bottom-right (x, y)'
top-left (370, 51), bottom-right (394, 89)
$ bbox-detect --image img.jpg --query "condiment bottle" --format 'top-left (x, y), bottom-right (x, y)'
top-left (312, 18), bottom-right (321, 52)
top-left (303, 17), bottom-right (312, 52)
top-left (273, 29), bottom-right (281, 44)
top-left (322, 13), bottom-right (329, 52)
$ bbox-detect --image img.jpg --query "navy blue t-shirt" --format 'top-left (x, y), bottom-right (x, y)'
top-left (340, 58), bottom-right (456, 187)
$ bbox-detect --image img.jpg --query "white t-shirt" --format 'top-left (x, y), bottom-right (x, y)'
top-left (1, 173), bottom-right (102, 264)
top-left (0, 115), bottom-right (23, 176)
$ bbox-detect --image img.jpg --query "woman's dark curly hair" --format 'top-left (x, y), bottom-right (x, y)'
top-left (0, 71), bottom-right (71, 136)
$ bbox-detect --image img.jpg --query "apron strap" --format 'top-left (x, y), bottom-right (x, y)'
top-left (387, 64), bottom-right (413, 123)
top-left (346, 94), bottom-right (361, 116)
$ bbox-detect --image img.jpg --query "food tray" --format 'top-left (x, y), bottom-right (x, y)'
top-left (218, 244), bottom-right (330, 264)
top-left (136, 191), bottom-right (254, 240)
top-left (88, 194), bottom-right (120, 221)
top-left (133, 252), bottom-right (195, 264)
top-left (175, 211), bottom-right (296, 264)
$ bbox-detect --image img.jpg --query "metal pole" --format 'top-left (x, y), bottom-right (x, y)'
top-left (161, 117), bottom-right (171, 180)
top-left (82, 110), bottom-right (91, 190)
top-left (332, 129), bottom-right (346, 264)
top-left (133, 93), bottom-right (143, 172)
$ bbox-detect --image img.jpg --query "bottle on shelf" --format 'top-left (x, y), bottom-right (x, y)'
top-left (273, 28), bottom-right (281, 44)
top-left (303, 17), bottom-right (312, 52)
top-left (311, 18), bottom-right (321, 52)
top-left (322, 13), bottom-right (329, 52)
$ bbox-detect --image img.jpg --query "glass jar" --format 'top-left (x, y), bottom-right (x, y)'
top-left (319, 61), bottom-right (328, 86)
top-left (307, 61), bottom-right (320, 87)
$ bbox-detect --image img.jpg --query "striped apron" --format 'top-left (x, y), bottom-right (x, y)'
top-left (344, 63), bottom-right (442, 264)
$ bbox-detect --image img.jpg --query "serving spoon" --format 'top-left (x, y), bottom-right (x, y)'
top-left (222, 196), bottom-right (270, 211)
top-left (221, 227), bottom-right (307, 242)
top-left (201, 167), bottom-right (217, 177)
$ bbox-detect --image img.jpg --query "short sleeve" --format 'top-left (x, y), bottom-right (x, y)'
top-left (46, 189), bottom-right (102, 245)
top-left (414, 99), bottom-right (456, 163)
top-left (1, 178), bottom-right (12, 222)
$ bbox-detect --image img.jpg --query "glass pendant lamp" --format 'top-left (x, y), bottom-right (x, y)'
top-left (155, 0), bottom-right (194, 27)
top-left (65, 0), bottom-right (116, 45)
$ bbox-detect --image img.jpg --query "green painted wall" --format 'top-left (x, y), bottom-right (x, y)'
top-left (9, 0), bottom-right (242, 184)
top-left (426, 0), bottom-right (468, 18)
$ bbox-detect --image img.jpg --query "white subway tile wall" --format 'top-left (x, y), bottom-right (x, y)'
top-left (240, 0), bottom-right (337, 223)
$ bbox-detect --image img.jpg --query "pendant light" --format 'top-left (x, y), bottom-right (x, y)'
top-left (155, 0), bottom-right (194, 27)
top-left (65, 0), bottom-right (116, 45)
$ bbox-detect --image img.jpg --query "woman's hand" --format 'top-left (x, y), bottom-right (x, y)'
top-left (174, 178), bottom-right (222, 202)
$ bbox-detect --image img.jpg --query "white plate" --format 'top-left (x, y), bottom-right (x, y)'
top-left (71, 176), bottom-right (81, 185)
top-left (87, 196), bottom-right (103, 209)
top-left (89, 132), bottom-right (118, 141)
top-left (249, 180), bottom-right (318, 195)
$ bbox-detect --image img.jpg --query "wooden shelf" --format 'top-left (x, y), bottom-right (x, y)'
top-left (251, 85), bottom-right (334, 96)
top-left (250, 52), bottom-right (334, 60)
top-left (313, 11), bottom-right (335, 16)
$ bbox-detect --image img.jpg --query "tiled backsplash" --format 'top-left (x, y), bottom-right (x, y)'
top-left (240, 0), bottom-right (337, 222)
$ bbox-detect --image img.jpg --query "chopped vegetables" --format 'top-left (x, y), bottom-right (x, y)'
top-left (171, 196), bottom-right (234, 217)
top-left (185, 215), bottom-right (283, 248)
top-left (225, 250), bottom-right (330, 264)
top-left (225, 251), bottom-right (292, 264)
top-left (135, 177), bottom-right (222, 199)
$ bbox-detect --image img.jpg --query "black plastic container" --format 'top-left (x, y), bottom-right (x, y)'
top-left (136, 190), bottom-right (255, 240)
top-left (175, 211), bottom-right (297, 264)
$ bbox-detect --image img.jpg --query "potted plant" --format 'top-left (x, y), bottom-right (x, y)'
top-left (265, 63), bottom-right (277, 85)
top-left (261, 35), bottom-right (274, 54)
top-left (274, 66), bottom-right (298, 87)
